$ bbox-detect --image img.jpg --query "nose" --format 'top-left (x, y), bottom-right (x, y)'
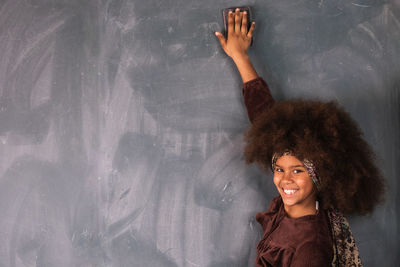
top-left (282, 171), bottom-right (294, 183)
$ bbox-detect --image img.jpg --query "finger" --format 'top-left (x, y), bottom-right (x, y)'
top-left (235, 8), bottom-right (241, 34)
top-left (241, 11), bottom-right (248, 35)
top-left (247, 22), bottom-right (255, 38)
top-left (215, 32), bottom-right (227, 50)
top-left (227, 10), bottom-right (234, 35)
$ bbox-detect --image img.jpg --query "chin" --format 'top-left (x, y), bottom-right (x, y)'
top-left (282, 199), bottom-right (298, 207)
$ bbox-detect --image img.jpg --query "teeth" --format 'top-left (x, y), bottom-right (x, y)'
top-left (284, 189), bottom-right (297, 195)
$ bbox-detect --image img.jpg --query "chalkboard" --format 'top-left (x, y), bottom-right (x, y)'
top-left (0, 0), bottom-right (398, 266)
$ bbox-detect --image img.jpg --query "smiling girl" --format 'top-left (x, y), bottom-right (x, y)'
top-left (273, 155), bottom-right (317, 218)
top-left (216, 9), bottom-right (385, 266)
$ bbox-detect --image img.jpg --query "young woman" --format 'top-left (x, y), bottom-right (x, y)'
top-left (215, 9), bottom-right (385, 266)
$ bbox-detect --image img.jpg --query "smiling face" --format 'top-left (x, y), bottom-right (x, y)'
top-left (273, 155), bottom-right (317, 218)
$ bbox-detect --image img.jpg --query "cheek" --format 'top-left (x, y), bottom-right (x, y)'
top-left (273, 175), bottom-right (281, 188)
top-left (297, 177), bottom-right (315, 192)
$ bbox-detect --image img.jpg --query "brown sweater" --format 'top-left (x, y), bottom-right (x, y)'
top-left (242, 77), bottom-right (275, 123)
top-left (242, 78), bottom-right (333, 267)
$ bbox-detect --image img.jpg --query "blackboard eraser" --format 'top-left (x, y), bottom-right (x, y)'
top-left (222, 6), bottom-right (253, 45)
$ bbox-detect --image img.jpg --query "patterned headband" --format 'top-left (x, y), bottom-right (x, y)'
top-left (271, 150), bottom-right (319, 187)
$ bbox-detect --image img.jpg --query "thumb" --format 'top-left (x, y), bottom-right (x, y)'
top-left (215, 32), bottom-right (227, 50)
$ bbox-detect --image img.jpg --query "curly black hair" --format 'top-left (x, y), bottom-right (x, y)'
top-left (244, 99), bottom-right (385, 215)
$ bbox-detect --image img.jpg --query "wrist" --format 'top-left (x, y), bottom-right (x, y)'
top-left (231, 53), bottom-right (250, 64)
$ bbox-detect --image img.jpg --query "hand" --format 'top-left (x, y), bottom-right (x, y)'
top-left (215, 8), bottom-right (258, 83)
top-left (215, 8), bottom-right (255, 62)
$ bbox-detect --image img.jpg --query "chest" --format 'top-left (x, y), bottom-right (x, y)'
top-left (255, 213), bottom-right (332, 266)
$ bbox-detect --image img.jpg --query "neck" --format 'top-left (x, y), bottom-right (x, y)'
top-left (284, 199), bottom-right (318, 218)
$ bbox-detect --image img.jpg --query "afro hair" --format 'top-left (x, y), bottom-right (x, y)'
top-left (244, 99), bottom-right (385, 215)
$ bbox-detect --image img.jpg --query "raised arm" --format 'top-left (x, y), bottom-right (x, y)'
top-left (215, 8), bottom-right (275, 123)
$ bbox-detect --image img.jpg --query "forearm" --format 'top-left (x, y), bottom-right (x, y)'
top-left (232, 54), bottom-right (258, 83)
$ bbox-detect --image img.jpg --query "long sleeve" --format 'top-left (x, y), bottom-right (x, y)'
top-left (242, 77), bottom-right (275, 123)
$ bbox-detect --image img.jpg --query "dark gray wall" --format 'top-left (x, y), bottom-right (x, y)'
top-left (0, 0), bottom-right (398, 266)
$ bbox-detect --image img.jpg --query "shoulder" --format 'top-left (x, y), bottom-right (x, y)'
top-left (267, 195), bottom-right (283, 212)
top-left (256, 196), bottom-right (282, 219)
top-left (255, 196), bottom-right (283, 230)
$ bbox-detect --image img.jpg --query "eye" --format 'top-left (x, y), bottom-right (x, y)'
top-left (293, 169), bottom-right (304, 174)
top-left (274, 167), bottom-right (283, 173)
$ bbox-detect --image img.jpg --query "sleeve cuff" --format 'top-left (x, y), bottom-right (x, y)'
top-left (243, 77), bottom-right (265, 89)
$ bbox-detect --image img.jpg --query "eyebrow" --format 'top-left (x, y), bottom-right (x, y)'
top-left (275, 164), bottom-right (305, 168)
